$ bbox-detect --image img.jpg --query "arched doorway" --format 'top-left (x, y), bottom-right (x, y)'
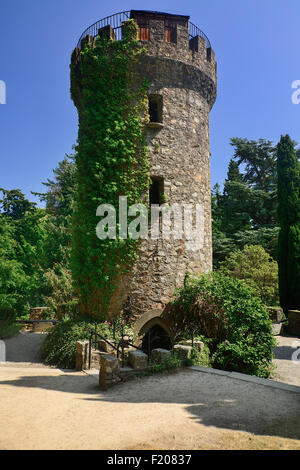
top-left (141, 324), bottom-right (172, 354)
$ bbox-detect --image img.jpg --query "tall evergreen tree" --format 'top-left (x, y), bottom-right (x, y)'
top-left (222, 159), bottom-right (251, 236)
top-left (277, 134), bottom-right (300, 311)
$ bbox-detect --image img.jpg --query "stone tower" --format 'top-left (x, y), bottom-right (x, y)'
top-left (71, 10), bottom-right (216, 338)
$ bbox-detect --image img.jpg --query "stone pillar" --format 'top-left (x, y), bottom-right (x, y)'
top-left (76, 340), bottom-right (89, 370)
top-left (99, 353), bottom-right (121, 390)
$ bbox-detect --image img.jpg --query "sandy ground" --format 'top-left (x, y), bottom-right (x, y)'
top-left (0, 365), bottom-right (300, 450)
top-left (0, 332), bottom-right (300, 450)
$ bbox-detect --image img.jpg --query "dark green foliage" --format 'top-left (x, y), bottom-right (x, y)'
top-left (230, 138), bottom-right (277, 191)
top-left (212, 138), bottom-right (278, 266)
top-left (40, 315), bottom-right (133, 368)
top-left (147, 351), bottom-right (184, 374)
top-left (164, 272), bottom-right (275, 378)
top-left (0, 188), bottom-right (36, 220)
top-left (0, 320), bottom-right (20, 339)
top-left (0, 154), bottom-right (78, 325)
top-left (40, 316), bottom-right (93, 368)
top-left (277, 135), bottom-right (300, 311)
top-left (34, 154), bottom-right (78, 314)
top-left (0, 203), bottom-right (47, 319)
top-left (40, 316), bottom-right (110, 368)
top-left (70, 20), bottom-right (149, 318)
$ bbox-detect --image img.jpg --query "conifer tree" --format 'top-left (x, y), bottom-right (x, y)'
top-left (277, 134), bottom-right (300, 311)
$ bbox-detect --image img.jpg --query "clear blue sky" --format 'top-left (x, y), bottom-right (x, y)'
top-left (1, 0), bottom-right (299, 204)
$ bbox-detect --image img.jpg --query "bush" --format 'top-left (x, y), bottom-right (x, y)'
top-left (148, 351), bottom-right (184, 374)
top-left (40, 315), bottom-right (133, 369)
top-left (164, 272), bottom-right (275, 378)
top-left (186, 344), bottom-right (212, 368)
top-left (219, 245), bottom-right (279, 306)
top-left (0, 318), bottom-right (20, 339)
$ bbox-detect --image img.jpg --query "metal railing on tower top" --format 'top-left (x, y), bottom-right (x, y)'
top-left (76, 10), bottom-right (211, 50)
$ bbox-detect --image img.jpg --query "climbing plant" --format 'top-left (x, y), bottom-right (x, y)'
top-left (70, 20), bottom-right (149, 319)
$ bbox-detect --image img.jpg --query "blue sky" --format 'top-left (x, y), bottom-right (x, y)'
top-left (0, 0), bottom-right (299, 204)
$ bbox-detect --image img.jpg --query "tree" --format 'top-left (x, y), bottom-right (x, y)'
top-left (219, 245), bottom-right (279, 306)
top-left (230, 138), bottom-right (277, 192)
top-left (0, 215), bottom-right (28, 319)
top-left (277, 135), bottom-right (300, 311)
top-left (212, 138), bottom-right (279, 266)
top-left (33, 153), bottom-right (76, 221)
top-left (0, 188), bottom-right (36, 220)
top-left (33, 154), bottom-right (77, 313)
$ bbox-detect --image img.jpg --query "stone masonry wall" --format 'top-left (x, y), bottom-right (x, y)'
top-left (127, 18), bottom-right (217, 321)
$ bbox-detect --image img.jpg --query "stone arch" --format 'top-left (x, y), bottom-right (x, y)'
top-left (133, 309), bottom-right (170, 335)
top-left (133, 309), bottom-right (173, 350)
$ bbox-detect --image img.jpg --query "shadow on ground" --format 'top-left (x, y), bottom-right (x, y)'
top-left (1, 368), bottom-right (299, 442)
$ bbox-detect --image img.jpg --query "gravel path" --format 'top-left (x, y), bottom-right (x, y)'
top-left (0, 333), bottom-right (300, 449)
top-left (0, 366), bottom-right (299, 450)
top-left (3, 332), bottom-right (46, 365)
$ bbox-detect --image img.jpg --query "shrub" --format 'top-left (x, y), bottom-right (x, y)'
top-left (219, 245), bottom-right (279, 306)
top-left (0, 319), bottom-right (20, 339)
top-left (40, 315), bottom-right (133, 369)
top-left (40, 317), bottom-right (93, 368)
top-left (164, 272), bottom-right (275, 378)
top-left (186, 344), bottom-right (212, 368)
top-left (148, 351), bottom-right (184, 374)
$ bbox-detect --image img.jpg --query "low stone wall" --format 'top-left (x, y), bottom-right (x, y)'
top-left (30, 307), bottom-right (51, 320)
top-left (76, 341), bottom-right (195, 389)
top-left (32, 321), bottom-right (54, 333)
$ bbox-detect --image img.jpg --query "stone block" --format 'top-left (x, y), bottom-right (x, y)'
top-left (99, 353), bottom-right (121, 390)
top-left (150, 348), bottom-right (171, 363)
top-left (174, 344), bottom-right (192, 360)
top-left (272, 322), bottom-right (283, 336)
top-left (76, 340), bottom-right (89, 371)
top-left (180, 340), bottom-right (204, 351)
top-left (98, 339), bottom-right (116, 354)
top-left (267, 307), bottom-right (283, 323)
top-left (128, 350), bottom-right (148, 370)
top-left (32, 321), bottom-right (53, 333)
top-left (288, 310), bottom-right (300, 336)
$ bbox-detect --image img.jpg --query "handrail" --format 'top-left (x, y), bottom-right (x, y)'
top-left (77, 11), bottom-right (130, 48)
top-left (188, 21), bottom-right (211, 49)
top-left (13, 319), bottom-right (58, 324)
top-left (76, 10), bottom-right (211, 50)
top-left (88, 322), bottom-right (146, 369)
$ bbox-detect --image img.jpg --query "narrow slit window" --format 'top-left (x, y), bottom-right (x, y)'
top-left (148, 95), bottom-right (163, 123)
top-left (149, 177), bottom-right (164, 205)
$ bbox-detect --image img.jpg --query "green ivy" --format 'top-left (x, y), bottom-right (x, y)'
top-left (70, 20), bottom-right (149, 319)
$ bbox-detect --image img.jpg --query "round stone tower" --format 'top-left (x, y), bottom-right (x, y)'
top-left (71, 10), bottom-right (217, 336)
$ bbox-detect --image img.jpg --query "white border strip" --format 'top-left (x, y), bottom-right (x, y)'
top-left (188, 365), bottom-right (300, 394)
